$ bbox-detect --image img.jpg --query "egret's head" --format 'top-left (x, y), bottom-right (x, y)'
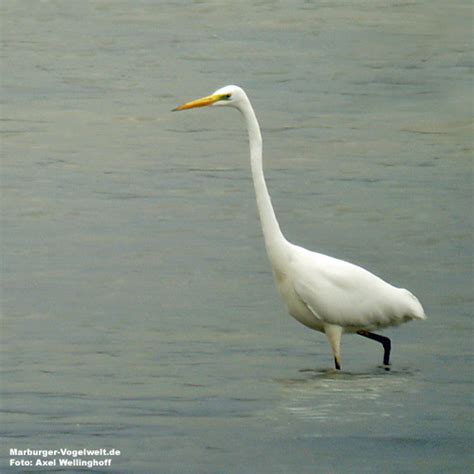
top-left (173, 85), bottom-right (245, 111)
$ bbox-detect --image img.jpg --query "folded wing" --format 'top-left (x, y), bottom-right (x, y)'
top-left (290, 245), bottom-right (425, 331)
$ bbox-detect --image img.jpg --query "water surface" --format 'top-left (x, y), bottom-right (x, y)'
top-left (1, 1), bottom-right (472, 472)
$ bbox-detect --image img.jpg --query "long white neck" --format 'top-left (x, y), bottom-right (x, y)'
top-left (237, 96), bottom-right (288, 260)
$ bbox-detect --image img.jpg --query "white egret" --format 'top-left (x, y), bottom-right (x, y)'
top-left (173, 85), bottom-right (426, 370)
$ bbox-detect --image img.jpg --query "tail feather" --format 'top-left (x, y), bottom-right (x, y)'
top-left (403, 289), bottom-right (426, 320)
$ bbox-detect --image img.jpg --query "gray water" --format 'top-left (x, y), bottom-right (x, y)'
top-left (1, 1), bottom-right (472, 472)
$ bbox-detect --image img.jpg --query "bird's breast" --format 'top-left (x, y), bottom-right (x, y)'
top-left (273, 270), bottom-right (325, 332)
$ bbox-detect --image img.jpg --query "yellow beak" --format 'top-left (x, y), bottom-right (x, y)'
top-left (173, 93), bottom-right (224, 111)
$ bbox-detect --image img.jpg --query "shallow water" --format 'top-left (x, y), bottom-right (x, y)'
top-left (1, 0), bottom-right (472, 472)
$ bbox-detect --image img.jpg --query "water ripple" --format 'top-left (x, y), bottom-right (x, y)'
top-left (275, 368), bottom-right (419, 423)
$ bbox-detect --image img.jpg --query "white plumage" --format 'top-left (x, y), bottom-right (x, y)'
top-left (285, 245), bottom-right (425, 331)
top-left (174, 85), bottom-right (426, 370)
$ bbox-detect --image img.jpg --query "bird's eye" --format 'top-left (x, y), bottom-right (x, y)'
top-left (223, 94), bottom-right (231, 100)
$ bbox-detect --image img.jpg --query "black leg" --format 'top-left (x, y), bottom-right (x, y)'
top-left (334, 357), bottom-right (341, 370)
top-left (357, 330), bottom-right (391, 366)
